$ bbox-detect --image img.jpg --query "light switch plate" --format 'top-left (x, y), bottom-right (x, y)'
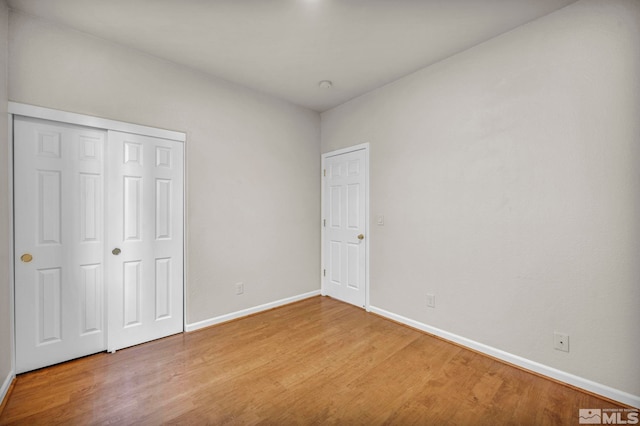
top-left (426, 294), bottom-right (435, 308)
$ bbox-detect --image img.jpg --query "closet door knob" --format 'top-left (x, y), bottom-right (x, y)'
top-left (112, 248), bottom-right (121, 255)
top-left (20, 253), bottom-right (33, 263)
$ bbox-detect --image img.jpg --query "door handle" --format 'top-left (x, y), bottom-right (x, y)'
top-left (20, 253), bottom-right (33, 263)
top-left (112, 248), bottom-right (121, 255)
top-left (357, 234), bottom-right (364, 240)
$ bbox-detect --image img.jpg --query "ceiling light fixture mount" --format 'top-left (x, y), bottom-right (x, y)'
top-left (318, 80), bottom-right (333, 89)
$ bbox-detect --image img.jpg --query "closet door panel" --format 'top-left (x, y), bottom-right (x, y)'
top-left (14, 116), bottom-right (107, 373)
top-left (107, 130), bottom-right (184, 352)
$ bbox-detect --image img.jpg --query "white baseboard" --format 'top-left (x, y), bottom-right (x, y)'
top-left (185, 290), bottom-right (321, 332)
top-left (369, 305), bottom-right (640, 409)
top-left (1, 369), bottom-right (15, 409)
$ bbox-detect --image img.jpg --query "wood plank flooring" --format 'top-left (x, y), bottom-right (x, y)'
top-left (0, 296), bottom-right (627, 425)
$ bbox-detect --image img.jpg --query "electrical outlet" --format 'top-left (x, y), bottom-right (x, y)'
top-left (426, 293), bottom-right (435, 308)
top-left (235, 282), bottom-right (244, 295)
top-left (554, 332), bottom-right (569, 352)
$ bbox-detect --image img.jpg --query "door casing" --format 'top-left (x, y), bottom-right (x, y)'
top-left (321, 143), bottom-right (370, 310)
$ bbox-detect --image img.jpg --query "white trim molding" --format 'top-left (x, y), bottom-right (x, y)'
top-left (1, 370), bottom-right (14, 409)
top-left (7, 112), bottom-right (16, 388)
top-left (8, 102), bottom-right (186, 142)
top-left (185, 290), bottom-right (321, 332)
top-left (369, 305), bottom-right (640, 409)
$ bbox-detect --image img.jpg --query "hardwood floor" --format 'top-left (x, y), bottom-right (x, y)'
top-left (0, 296), bottom-right (627, 425)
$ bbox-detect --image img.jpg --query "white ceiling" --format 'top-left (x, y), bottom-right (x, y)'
top-left (7, 0), bottom-right (577, 112)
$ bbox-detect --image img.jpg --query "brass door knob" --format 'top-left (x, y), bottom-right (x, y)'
top-left (20, 253), bottom-right (33, 263)
top-left (357, 234), bottom-right (365, 240)
top-left (112, 248), bottom-right (121, 255)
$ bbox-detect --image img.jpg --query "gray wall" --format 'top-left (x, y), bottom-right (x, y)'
top-left (8, 10), bottom-right (321, 326)
top-left (0, 0), bottom-right (12, 397)
top-left (321, 0), bottom-right (640, 396)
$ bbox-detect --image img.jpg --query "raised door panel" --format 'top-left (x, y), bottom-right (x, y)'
top-left (37, 268), bottom-right (62, 344)
top-left (155, 258), bottom-right (171, 320)
top-left (347, 243), bottom-right (360, 290)
top-left (347, 183), bottom-right (360, 230)
top-left (123, 177), bottom-right (143, 241)
top-left (329, 241), bottom-right (342, 285)
top-left (123, 261), bottom-right (142, 327)
top-left (38, 170), bottom-right (62, 245)
top-left (155, 179), bottom-right (172, 240)
top-left (124, 142), bottom-right (143, 165)
top-left (80, 173), bottom-right (102, 242)
top-left (80, 264), bottom-right (102, 335)
top-left (37, 130), bottom-right (61, 158)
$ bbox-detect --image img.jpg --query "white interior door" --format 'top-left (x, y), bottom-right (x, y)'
top-left (14, 116), bottom-right (107, 373)
top-left (107, 130), bottom-right (184, 352)
top-left (323, 147), bottom-right (368, 308)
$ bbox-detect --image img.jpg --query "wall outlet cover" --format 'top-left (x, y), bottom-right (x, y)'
top-left (554, 332), bottom-right (569, 352)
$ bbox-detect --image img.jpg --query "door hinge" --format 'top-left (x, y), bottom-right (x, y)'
top-left (323, 269), bottom-right (326, 277)
top-left (323, 219), bottom-right (326, 227)
top-left (323, 169), bottom-right (326, 177)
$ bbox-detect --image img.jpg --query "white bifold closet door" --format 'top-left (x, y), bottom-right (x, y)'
top-left (14, 116), bottom-right (184, 374)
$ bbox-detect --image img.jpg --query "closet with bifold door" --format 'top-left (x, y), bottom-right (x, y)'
top-left (12, 109), bottom-right (185, 373)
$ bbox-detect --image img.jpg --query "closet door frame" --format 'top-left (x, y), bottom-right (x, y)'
top-left (8, 102), bottom-right (187, 370)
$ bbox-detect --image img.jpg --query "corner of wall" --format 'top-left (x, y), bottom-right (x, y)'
top-left (0, 0), bottom-right (14, 412)
top-left (0, 371), bottom-right (16, 414)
